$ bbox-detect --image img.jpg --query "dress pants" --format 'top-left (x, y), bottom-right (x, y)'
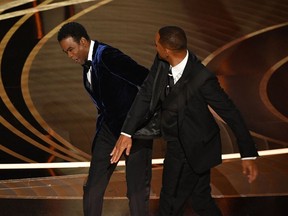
top-left (83, 123), bottom-right (153, 216)
top-left (159, 141), bottom-right (222, 216)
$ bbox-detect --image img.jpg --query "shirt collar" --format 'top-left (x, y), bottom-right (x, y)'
top-left (170, 50), bottom-right (189, 78)
top-left (87, 40), bottom-right (95, 61)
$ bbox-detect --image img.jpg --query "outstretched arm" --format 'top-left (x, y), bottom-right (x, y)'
top-left (110, 134), bottom-right (132, 163)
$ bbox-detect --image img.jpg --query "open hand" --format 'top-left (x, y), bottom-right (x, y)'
top-left (242, 159), bottom-right (258, 183)
top-left (110, 134), bottom-right (132, 163)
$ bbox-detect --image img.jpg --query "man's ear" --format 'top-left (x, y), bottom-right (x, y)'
top-left (80, 37), bottom-right (89, 47)
top-left (165, 48), bottom-right (172, 57)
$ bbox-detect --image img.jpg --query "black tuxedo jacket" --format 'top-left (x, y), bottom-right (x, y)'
top-left (122, 51), bottom-right (258, 173)
top-left (83, 41), bottom-right (149, 138)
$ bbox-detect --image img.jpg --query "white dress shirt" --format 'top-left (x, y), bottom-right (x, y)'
top-left (170, 50), bottom-right (189, 84)
top-left (86, 40), bottom-right (95, 84)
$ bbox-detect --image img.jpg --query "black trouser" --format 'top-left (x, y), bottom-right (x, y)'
top-left (83, 123), bottom-right (153, 216)
top-left (159, 140), bottom-right (222, 216)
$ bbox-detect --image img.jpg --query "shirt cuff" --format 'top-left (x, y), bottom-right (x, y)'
top-left (241, 157), bottom-right (257, 160)
top-left (121, 132), bottom-right (131, 137)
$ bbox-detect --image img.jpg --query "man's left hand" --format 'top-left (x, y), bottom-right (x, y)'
top-left (242, 159), bottom-right (258, 183)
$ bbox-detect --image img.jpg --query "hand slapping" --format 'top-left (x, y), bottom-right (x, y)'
top-left (110, 134), bottom-right (132, 163)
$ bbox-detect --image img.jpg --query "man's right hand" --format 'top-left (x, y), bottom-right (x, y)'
top-left (110, 134), bottom-right (132, 163)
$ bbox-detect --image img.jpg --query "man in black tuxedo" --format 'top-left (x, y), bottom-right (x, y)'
top-left (111, 26), bottom-right (259, 216)
top-left (57, 22), bottom-right (153, 216)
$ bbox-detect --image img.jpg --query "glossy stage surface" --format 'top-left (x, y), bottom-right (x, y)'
top-left (1, 0), bottom-right (288, 215)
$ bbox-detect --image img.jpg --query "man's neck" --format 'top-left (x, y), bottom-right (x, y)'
top-left (169, 50), bottom-right (187, 67)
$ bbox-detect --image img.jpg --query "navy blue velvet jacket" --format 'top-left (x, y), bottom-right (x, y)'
top-left (83, 41), bottom-right (149, 138)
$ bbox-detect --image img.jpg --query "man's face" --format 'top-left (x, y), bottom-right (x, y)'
top-left (154, 32), bottom-right (167, 60)
top-left (59, 36), bottom-right (88, 65)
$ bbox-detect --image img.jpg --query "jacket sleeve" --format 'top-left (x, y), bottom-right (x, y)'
top-left (199, 72), bottom-right (259, 158)
top-left (121, 56), bottom-right (159, 135)
top-left (100, 47), bottom-right (149, 87)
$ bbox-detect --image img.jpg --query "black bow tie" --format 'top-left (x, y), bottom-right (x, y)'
top-left (82, 60), bottom-right (92, 71)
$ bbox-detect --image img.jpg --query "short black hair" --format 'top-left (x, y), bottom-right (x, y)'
top-left (158, 26), bottom-right (187, 51)
top-left (57, 22), bottom-right (90, 43)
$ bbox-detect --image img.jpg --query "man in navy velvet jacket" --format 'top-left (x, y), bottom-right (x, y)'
top-left (57, 22), bottom-right (152, 216)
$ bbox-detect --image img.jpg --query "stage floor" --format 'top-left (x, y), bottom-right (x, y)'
top-left (1, 153), bottom-right (288, 215)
